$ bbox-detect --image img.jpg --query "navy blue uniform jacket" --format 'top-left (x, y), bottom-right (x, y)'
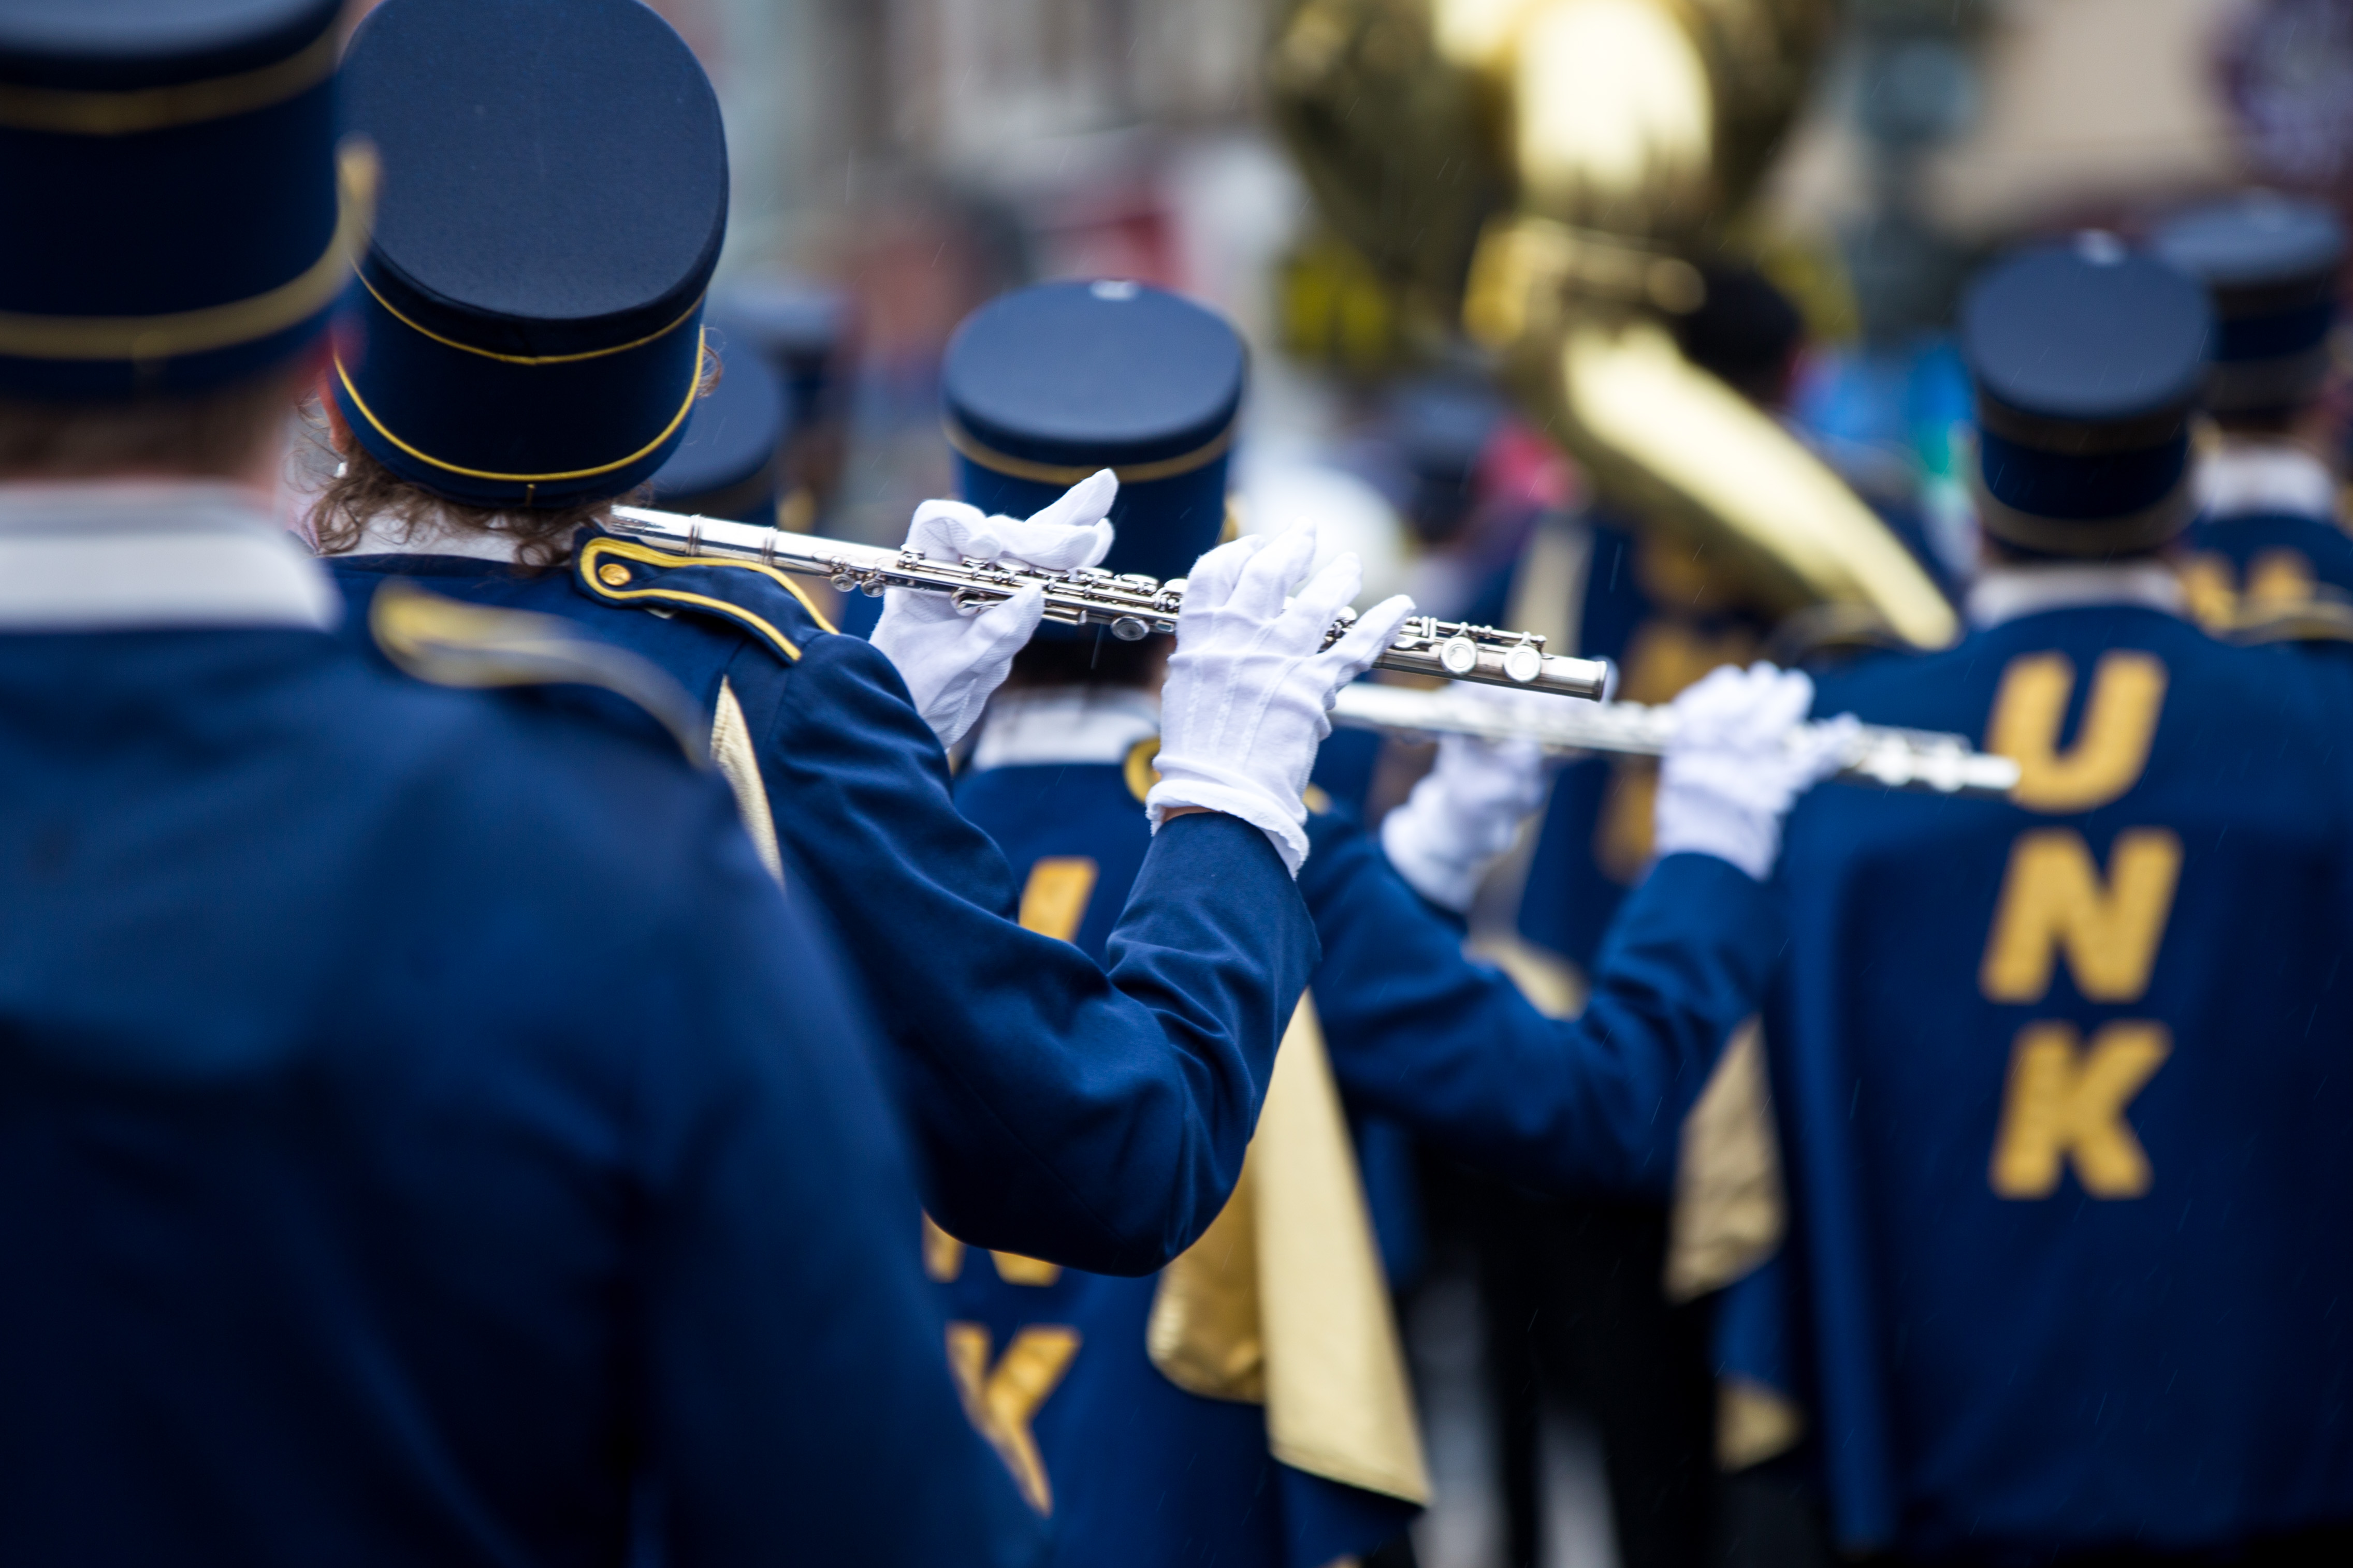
top-left (943, 741), bottom-right (1778, 1566)
top-left (2182, 503), bottom-right (2353, 622)
top-left (0, 625), bottom-right (1029, 1565)
top-left (1519, 496), bottom-right (1954, 971)
top-left (327, 547), bottom-right (1316, 1274)
top-left (958, 757), bottom-right (1780, 1202)
top-left (1769, 604), bottom-right (2353, 1559)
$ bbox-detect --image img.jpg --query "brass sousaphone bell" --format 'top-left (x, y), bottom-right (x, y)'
top-left (1265, 0), bottom-right (1960, 650)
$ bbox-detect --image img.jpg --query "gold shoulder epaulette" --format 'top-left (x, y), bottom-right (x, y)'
top-left (1124, 737), bottom-right (1161, 804)
top-left (575, 531), bottom-right (835, 665)
top-left (2220, 594), bottom-right (2353, 647)
top-left (370, 578), bottom-right (709, 765)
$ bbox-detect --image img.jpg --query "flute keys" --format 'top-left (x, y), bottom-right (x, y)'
top-left (1439, 635), bottom-right (1480, 676)
top-left (1502, 643), bottom-right (1542, 684)
top-left (1111, 616), bottom-right (1151, 642)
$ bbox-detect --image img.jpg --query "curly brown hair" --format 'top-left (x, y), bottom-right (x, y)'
top-left (304, 344), bottom-right (722, 566)
top-left (306, 438), bottom-right (637, 569)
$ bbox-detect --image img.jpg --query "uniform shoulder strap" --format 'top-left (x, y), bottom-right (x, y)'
top-left (573, 527), bottom-right (838, 665)
top-left (370, 577), bottom-right (710, 766)
top-left (2220, 593), bottom-right (2353, 647)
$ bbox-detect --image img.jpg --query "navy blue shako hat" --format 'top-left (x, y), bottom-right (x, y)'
top-left (717, 276), bottom-right (852, 432)
top-left (1961, 237), bottom-right (2214, 557)
top-left (2154, 193), bottom-right (2346, 419)
top-left (334, 0), bottom-right (727, 510)
top-left (648, 324), bottom-right (789, 525)
top-left (943, 281), bottom-right (1245, 601)
top-left (0, 0), bottom-right (358, 399)
top-left (1389, 378), bottom-right (1502, 544)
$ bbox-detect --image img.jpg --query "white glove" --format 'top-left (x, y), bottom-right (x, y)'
top-left (868, 468), bottom-right (1119, 750)
top-left (1652, 663), bottom-right (1856, 881)
top-left (1380, 686), bottom-right (1563, 913)
top-left (1146, 523), bottom-right (1416, 875)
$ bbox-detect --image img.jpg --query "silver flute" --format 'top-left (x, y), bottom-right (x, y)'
top-left (1330, 681), bottom-right (2023, 798)
top-left (607, 506), bottom-right (1612, 700)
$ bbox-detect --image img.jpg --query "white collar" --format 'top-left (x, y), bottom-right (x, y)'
top-left (969, 685), bottom-right (1161, 770)
top-left (339, 502), bottom-right (555, 565)
top-left (0, 481), bottom-right (339, 632)
top-left (1964, 561), bottom-right (2188, 631)
top-left (2197, 440), bottom-right (2339, 522)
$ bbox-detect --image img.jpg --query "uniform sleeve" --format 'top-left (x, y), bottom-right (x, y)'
top-left (1301, 809), bottom-right (1780, 1197)
top-left (756, 635), bottom-right (1319, 1276)
top-left (632, 802), bottom-right (1041, 1567)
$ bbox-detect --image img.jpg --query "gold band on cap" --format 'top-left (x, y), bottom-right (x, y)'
top-left (0, 141), bottom-right (374, 361)
top-left (1972, 468), bottom-right (2196, 558)
top-left (945, 416), bottom-right (1234, 486)
top-left (360, 272), bottom-right (708, 366)
top-left (334, 330), bottom-right (709, 486)
top-left (1976, 393), bottom-right (2189, 457)
top-left (0, 29), bottom-right (338, 136)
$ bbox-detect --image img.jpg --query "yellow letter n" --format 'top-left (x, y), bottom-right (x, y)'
top-left (1980, 829), bottom-right (2181, 1004)
top-left (1989, 1021), bottom-right (2170, 1198)
top-left (947, 1322), bottom-right (1082, 1513)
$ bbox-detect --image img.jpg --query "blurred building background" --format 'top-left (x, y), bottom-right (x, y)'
top-left (594, 0), bottom-right (2353, 553)
top-left (475, 1), bottom-right (2353, 1563)
top-left (331, 0), bottom-right (2353, 549)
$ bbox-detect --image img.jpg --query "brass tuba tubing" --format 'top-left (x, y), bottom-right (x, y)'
top-left (607, 506), bottom-right (1611, 701)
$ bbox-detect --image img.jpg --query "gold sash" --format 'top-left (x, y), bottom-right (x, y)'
top-left (1148, 997), bottom-right (1431, 1504)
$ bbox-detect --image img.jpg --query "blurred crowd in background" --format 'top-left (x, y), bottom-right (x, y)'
top-left (459, 0), bottom-right (2353, 564)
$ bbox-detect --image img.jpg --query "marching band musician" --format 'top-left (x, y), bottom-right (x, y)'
top-left (1499, 261), bottom-right (1895, 1568)
top-left (940, 280), bottom-right (1851, 1566)
top-left (2154, 193), bottom-right (2353, 625)
top-left (308, 0), bottom-right (1410, 1277)
top-left (0, 1), bottom-right (1029, 1561)
top-left (1765, 238), bottom-right (2353, 1564)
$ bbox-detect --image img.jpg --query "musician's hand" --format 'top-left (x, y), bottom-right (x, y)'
top-left (900, 467), bottom-right (1118, 571)
top-left (1652, 663), bottom-right (1855, 882)
top-left (869, 469), bottom-right (1118, 750)
top-left (1146, 521), bottom-right (1414, 875)
top-left (1379, 685), bottom-right (1563, 913)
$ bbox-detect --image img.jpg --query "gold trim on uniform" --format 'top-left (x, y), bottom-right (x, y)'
top-left (1122, 738), bottom-right (1161, 804)
top-left (709, 677), bottom-right (782, 885)
top-left (358, 270), bottom-right (707, 367)
top-left (368, 577), bottom-right (709, 764)
top-left (574, 533), bottom-right (838, 661)
top-left (0, 30), bottom-right (338, 136)
top-left (1972, 473), bottom-right (2197, 558)
top-left (337, 331), bottom-right (707, 487)
top-left (0, 142), bottom-right (374, 361)
top-left (945, 416), bottom-right (1234, 487)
